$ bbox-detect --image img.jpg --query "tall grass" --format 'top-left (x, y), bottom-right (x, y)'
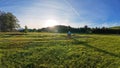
top-left (0, 32), bottom-right (120, 68)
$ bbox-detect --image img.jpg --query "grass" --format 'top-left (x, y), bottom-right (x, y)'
top-left (0, 32), bottom-right (120, 68)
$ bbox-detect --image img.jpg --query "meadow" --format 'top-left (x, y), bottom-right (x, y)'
top-left (0, 32), bottom-right (120, 68)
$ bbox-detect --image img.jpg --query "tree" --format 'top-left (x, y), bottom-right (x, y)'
top-left (84, 25), bottom-right (88, 29)
top-left (84, 25), bottom-right (91, 33)
top-left (0, 11), bottom-right (20, 32)
top-left (33, 28), bottom-right (37, 32)
top-left (24, 25), bottom-right (28, 33)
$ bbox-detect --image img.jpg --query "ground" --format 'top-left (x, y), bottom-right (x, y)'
top-left (0, 32), bottom-right (120, 68)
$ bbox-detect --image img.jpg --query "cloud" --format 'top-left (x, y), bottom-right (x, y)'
top-left (17, 0), bottom-right (94, 28)
top-left (1, 0), bottom-right (114, 28)
top-left (101, 22), bottom-right (120, 27)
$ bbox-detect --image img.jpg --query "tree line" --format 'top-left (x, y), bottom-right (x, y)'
top-left (0, 10), bottom-right (120, 34)
top-left (20, 25), bottom-right (120, 34)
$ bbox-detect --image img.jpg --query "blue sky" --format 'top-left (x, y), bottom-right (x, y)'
top-left (0, 0), bottom-right (120, 28)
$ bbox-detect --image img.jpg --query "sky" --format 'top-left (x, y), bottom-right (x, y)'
top-left (0, 0), bottom-right (120, 28)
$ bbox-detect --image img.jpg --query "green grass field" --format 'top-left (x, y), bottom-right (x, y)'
top-left (0, 32), bottom-right (120, 68)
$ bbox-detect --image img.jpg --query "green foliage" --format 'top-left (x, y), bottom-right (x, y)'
top-left (24, 25), bottom-right (28, 33)
top-left (0, 11), bottom-right (20, 32)
top-left (0, 32), bottom-right (120, 68)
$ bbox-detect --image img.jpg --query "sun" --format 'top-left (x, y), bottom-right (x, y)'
top-left (44, 19), bottom-right (59, 27)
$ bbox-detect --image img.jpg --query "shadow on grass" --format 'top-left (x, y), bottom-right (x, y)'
top-left (6, 33), bottom-right (27, 36)
top-left (73, 38), bottom-right (120, 58)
